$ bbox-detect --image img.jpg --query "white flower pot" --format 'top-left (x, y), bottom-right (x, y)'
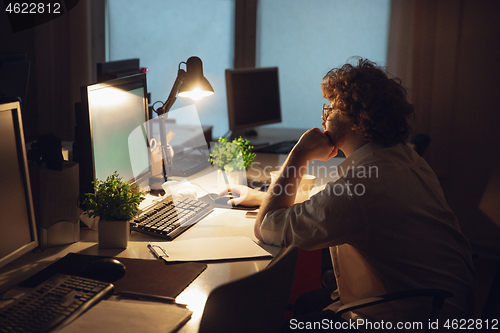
top-left (217, 169), bottom-right (247, 192)
top-left (98, 220), bottom-right (130, 249)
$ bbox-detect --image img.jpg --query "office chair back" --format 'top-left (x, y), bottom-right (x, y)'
top-left (198, 246), bottom-right (299, 333)
top-left (411, 133), bottom-right (431, 156)
top-left (482, 261), bottom-right (500, 320)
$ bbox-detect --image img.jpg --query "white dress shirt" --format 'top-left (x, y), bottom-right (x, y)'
top-left (260, 143), bottom-right (476, 328)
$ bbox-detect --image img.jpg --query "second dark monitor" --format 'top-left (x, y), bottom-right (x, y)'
top-left (225, 67), bottom-right (281, 139)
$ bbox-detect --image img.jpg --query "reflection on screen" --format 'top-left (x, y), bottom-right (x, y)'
top-left (141, 104), bottom-right (211, 183)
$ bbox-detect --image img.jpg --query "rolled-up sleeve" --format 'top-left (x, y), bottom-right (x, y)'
top-left (259, 177), bottom-right (366, 249)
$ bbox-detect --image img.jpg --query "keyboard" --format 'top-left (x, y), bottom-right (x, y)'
top-left (0, 274), bottom-right (114, 333)
top-left (253, 140), bottom-right (297, 154)
top-left (171, 151), bottom-right (210, 177)
top-left (131, 196), bottom-right (213, 240)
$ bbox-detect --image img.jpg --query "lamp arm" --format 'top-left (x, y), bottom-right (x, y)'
top-left (155, 68), bottom-right (187, 116)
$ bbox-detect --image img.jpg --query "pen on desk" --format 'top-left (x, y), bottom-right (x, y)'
top-left (148, 242), bottom-right (169, 259)
top-left (147, 242), bottom-right (160, 259)
top-left (117, 291), bottom-right (188, 308)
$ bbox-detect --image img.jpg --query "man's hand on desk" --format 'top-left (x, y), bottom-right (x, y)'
top-left (218, 185), bottom-right (265, 207)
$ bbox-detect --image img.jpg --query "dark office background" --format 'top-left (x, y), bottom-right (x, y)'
top-left (1, 0), bottom-right (499, 252)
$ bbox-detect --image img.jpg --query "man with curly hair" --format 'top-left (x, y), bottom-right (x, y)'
top-left (222, 58), bottom-right (476, 331)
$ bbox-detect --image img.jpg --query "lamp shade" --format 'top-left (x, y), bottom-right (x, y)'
top-left (178, 57), bottom-right (214, 101)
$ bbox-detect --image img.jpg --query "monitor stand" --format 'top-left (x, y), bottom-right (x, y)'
top-left (230, 128), bottom-right (269, 148)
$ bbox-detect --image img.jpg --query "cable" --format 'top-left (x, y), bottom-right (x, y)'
top-left (151, 100), bottom-right (164, 114)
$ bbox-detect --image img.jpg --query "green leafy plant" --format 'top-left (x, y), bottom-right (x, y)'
top-left (83, 171), bottom-right (144, 221)
top-left (209, 137), bottom-right (256, 172)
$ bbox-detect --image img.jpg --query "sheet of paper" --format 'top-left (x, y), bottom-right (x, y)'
top-left (151, 236), bottom-right (272, 262)
top-left (58, 299), bottom-right (192, 333)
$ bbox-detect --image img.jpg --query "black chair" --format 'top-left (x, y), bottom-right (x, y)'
top-left (411, 133), bottom-right (431, 156)
top-left (482, 261), bottom-right (500, 320)
top-left (335, 288), bottom-right (453, 333)
top-left (198, 246), bottom-right (299, 333)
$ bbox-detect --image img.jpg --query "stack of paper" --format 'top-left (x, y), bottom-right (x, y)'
top-left (150, 236), bottom-right (272, 262)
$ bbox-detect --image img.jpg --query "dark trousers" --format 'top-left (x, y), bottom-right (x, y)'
top-left (281, 288), bottom-right (362, 332)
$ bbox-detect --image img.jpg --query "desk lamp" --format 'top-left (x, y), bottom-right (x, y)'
top-left (152, 56), bottom-right (214, 182)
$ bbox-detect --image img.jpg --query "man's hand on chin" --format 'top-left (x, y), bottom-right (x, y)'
top-left (293, 128), bottom-right (338, 162)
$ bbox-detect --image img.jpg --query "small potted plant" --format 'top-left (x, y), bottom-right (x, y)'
top-left (83, 171), bottom-right (144, 249)
top-left (209, 137), bottom-right (256, 190)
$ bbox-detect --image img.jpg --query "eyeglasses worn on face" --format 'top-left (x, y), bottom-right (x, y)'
top-left (322, 104), bottom-right (334, 121)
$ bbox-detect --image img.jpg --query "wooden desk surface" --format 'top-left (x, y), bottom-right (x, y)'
top-left (0, 150), bottom-right (344, 333)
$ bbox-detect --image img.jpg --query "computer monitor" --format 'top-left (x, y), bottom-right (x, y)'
top-left (75, 74), bottom-right (151, 195)
top-left (225, 67), bottom-right (282, 139)
top-left (0, 53), bottom-right (30, 109)
top-left (96, 59), bottom-right (152, 119)
top-left (0, 97), bottom-right (38, 269)
top-left (96, 58), bottom-right (140, 83)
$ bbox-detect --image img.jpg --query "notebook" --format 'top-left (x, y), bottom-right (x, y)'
top-left (58, 298), bottom-right (192, 333)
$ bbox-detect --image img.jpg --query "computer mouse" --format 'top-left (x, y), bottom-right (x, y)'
top-left (214, 194), bottom-right (240, 205)
top-left (79, 258), bottom-right (126, 283)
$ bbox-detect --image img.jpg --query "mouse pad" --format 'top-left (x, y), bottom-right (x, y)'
top-left (20, 253), bottom-right (207, 298)
top-left (198, 193), bottom-right (259, 211)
